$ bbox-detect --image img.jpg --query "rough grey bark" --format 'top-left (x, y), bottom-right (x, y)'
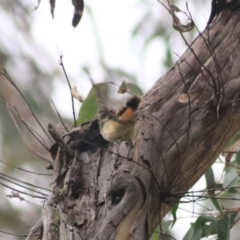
top-left (37, 2), bottom-right (240, 240)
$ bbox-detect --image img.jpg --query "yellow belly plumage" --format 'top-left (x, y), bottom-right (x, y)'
top-left (100, 119), bottom-right (134, 142)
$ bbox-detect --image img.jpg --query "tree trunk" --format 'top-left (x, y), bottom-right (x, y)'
top-left (38, 2), bottom-right (240, 240)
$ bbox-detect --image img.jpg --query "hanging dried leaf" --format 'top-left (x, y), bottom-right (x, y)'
top-left (72, 0), bottom-right (84, 27)
top-left (170, 5), bottom-right (194, 32)
top-left (49, 0), bottom-right (56, 19)
top-left (71, 86), bottom-right (84, 102)
top-left (118, 81), bottom-right (128, 94)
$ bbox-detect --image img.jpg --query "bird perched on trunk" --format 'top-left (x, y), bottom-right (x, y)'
top-left (207, 0), bottom-right (240, 26)
top-left (98, 95), bottom-right (141, 142)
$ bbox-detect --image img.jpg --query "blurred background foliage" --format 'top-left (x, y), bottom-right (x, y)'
top-left (2, 0), bottom-right (239, 240)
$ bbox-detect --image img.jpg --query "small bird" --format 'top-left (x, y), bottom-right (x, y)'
top-left (207, 0), bottom-right (239, 26)
top-left (207, 0), bottom-right (223, 26)
top-left (98, 96), bottom-right (141, 142)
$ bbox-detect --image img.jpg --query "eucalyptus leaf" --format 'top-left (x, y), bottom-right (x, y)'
top-left (216, 215), bottom-right (230, 240)
top-left (77, 83), bottom-right (105, 125)
top-left (183, 216), bottom-right (216, 240)
top-left (127, 82), bottom-right (143, 95)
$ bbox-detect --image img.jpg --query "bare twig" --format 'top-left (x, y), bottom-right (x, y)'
top-left (0, 173), bottom-right (50, 195)
top-left (0, 159), bottom-right (51, 175)
top-left (0, 69), bottom-right (53, 143)
top-left (0, 230), bottom-right (39, 238)
top-left (180, 32), bottom-right (216, 91)
top-left (58, 54), bottom-right (77, 127)
top-left (6, 191), bottom-right (42, 208)
top-left (0, 98), bottom-right (50, 151)
top-left (0, 171), bottom-right (51, 192)
top-left (14, 107), bottom-right (50, 151)
top-left (157, 0), bottom-right (170, 12)
top-left (51, 99), bottom-right (68, 132)
top-left (186, 4), bottom-right (224, 117)
top-left (0, 181), bottom-right (46, 199)
top-left (21, 139), bottom-right (53, 164)
top-left (1, 99), bottom-right (52, 162)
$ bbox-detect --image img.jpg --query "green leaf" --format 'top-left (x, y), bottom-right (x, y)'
top-left (223, 167), bottom-right (238, 189)
top-left (118, 81), bottom-right (128, 94)
top-left (150, 221), bottom-right (173, 240)
top-left (150, 231), bottom-right (159, 240)
top-left (127, 82), bottom-right (143, 95)
top-left (161, 220), bottom-right (173, 233)
top-left (216, 215), bottom-right (230, 240)
top-left (236, 152), bottom-right (240, 164)
top-left (205, 167), bottom-right (222, 212)
top-left (230, 212), bottom-right (238, 225)
top-left (183, 216), bottom-right (216, 240)
top-left (205, 167), bottom-right (215, 189)
top-left (77, 83), bottom-right (104, 125)
top-left (210, 198), bottom-right (222, 213)
top-left (183, 223), bottom-right (202, 240)
top-left (227, 187), bottom-right (238, 193)
top-left (171, 204), bottom-right (178, 228)
top-left (202, 220), bottom-right (216, 237)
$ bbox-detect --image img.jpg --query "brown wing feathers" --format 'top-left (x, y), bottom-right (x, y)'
top-left (117, 96), bottom-right (141, 123)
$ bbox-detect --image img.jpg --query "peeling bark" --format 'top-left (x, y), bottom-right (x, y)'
top-left (38, 3), bottom-right (240, 240)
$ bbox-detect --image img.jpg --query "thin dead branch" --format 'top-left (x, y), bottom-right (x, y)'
top-left (0, 69), bottom-right (53, 143)
top-left (58, 53), bottom-right (77, 127)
